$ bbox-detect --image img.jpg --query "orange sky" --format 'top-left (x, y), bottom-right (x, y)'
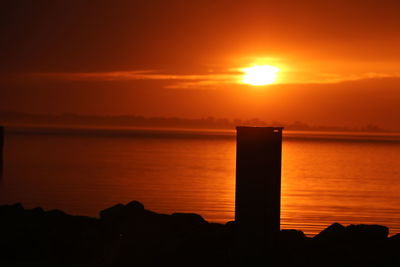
top-left (1, 0), bottom-right (400, 130)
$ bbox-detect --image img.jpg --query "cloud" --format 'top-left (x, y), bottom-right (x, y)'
top-left (23, 69), bottom-right (400, 89)
top-left (312, 72), bottom-right (400, 83)
top-left (26, 70), bottom-right (241, 89)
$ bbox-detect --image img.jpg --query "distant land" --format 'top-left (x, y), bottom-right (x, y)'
top-left (0, 110), bottom-right (394, 133)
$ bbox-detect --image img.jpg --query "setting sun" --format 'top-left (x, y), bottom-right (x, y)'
top-left (241, 65), bottom-right (279, 86)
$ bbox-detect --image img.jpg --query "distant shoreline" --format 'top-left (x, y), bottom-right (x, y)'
top-left (1, 111), bottom-right (397, 134)
top-left (4, 124), bottom-right (400, 143)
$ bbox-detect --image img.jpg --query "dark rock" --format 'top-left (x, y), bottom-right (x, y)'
top-left (99, 203), bottom-right (126, 223)
top-left (2, 201), bottom-right (400, 267)
top-left (100, 201), bottom-right (147, 225)
top-left (388, 233), bottom-right (400, 242)
top-left (125, 201), bottom-right (146, 220)
top-left (225, 220), bottom-right (237, 228)
top-left (45, 209), bottom-right (66, 218)
top-left (345, 224), bottom-right (389, 241)
top-left (30, 207), bottom-right (45, 214)
top-left (171, 213), bottom-right (207, 229)
top-left (387, 233), bottom-right (400, 250)
top-left (0, 202), bottom-right (24, 216)
top-left (126, 200), bottom-right (145, 211)
top-left (279, 229), bottom-right (306, 243)
top-left (386, 234), bottom-right (400, 266)
top-left (313, 222), bottom-right (346, 242)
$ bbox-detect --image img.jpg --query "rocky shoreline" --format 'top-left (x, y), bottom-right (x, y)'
top-left (1, 201), bottom-right (399, 267)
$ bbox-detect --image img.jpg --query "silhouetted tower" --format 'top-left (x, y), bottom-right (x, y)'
top-left (235, 126), bottom-right (283, 253)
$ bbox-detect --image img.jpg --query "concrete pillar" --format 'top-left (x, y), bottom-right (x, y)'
top-left (235, 126), bottom-right (283, 254)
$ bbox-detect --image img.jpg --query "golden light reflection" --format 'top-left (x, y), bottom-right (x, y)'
top-left (241, 65), bottom-right (280, 86)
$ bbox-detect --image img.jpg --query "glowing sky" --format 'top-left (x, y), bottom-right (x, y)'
top-left (1, 0), bottom-right (400, 130)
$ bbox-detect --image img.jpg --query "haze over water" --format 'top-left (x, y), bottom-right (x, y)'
top-left (1, 127), bottom-right (400, 236)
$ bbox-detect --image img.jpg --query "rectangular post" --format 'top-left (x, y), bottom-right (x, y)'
top-left (235, 126), bottom-right (283, 253)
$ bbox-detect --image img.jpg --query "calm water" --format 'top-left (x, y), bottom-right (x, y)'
top-left (1, 126), bottom-right (400, 236)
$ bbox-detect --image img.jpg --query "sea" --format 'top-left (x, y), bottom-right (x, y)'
top-left (1, 126), bottom-right (400, 236)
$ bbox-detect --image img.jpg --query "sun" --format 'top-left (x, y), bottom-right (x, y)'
top-left (241, 65), bottom-right (280, 86)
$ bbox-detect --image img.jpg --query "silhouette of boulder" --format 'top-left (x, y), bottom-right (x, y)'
top-left (0, 204), bottom-right (101, 263)
top-left (224, 220), bottom-right (238, 235)
top-left (30, 206), bottom-right (45, 214)
top-left (171, 213), bottom-right (206, 226)
top-left (44, 209), bottom-right (67, 221)
top-left (126, 200), bottom-right (145, 212)
top-left (279, 229), bottom-right (307, 243)
top-left (388, 233), bottom-right (400, 242)
top-left (100, 201), bottom-right (148, 225)
top-left (386, 233), bottom-right (400, 266)
top-left (225, 220), bottom-right (237, 228)
top-left (0, 202), bottom-right (24, 216)
top-left (387, 233), bottom-right (400, 252)
top-left (345, 224), bottom-right (388, 240)
top-left (99, 203), bottom-right (126, 224)
top-left (2, 202), bottom-right (400, 267)
top-left (313, 222), bottom-right (346, 242)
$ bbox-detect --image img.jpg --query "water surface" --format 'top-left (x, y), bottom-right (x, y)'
top-left (1, 126), bottom-right (399, 236)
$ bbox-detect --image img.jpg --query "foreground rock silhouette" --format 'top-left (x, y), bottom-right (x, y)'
top-left (1, 202), bottom-right (399, 267)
